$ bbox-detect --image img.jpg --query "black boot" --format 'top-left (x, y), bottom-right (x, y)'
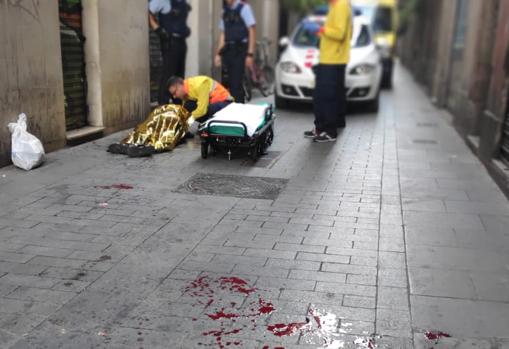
top-left (107, 143), bottom-right (129, 155)
top-left (127, 145), bottom-right (155, 158)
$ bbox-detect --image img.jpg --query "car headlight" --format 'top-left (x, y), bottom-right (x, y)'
top-left (280, 61), bottom-right (302, 74)
top-left (350, 64), bottom-right (376, 75)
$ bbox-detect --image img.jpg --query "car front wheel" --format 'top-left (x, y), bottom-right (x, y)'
top-left (366, 93), bottom-right (380, 113)
top-left (275, 92), bottom-right (289, 109)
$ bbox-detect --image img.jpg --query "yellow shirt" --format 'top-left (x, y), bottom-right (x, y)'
top-left (319, 0), bottom-right (353, 65)
top-left (184, 76), bottom-right (231, 119)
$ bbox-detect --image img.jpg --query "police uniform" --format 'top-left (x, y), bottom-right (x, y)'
top-left (219, 0), bottom-right (256, 104)
top-left (149, 0), bottom-right (191, 105)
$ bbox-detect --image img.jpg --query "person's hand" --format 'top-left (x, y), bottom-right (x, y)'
top-left (245, 55), bottom-right (254, 69)
top-left (316, 26), bottom-right (325, 36)
top-left (155, 26), bottom-right (170, 41)
top-left (214, 54), bottom-right (222, 68)
top-left (186, 116), bottom-right (195, 127)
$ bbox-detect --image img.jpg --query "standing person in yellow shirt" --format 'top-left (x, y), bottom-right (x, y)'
top-left (304, 0), bottom-right (353, 142)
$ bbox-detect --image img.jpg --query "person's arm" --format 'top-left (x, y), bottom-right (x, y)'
top-left (192, 82), bottom-right (211, 119)
top-left (215, 32), bottom-right (225, 67)
top-left (322, 1), bottom-right (350, 42)
top-left (246, 26), bottom-right (256, 68)
top-left (149, 13), bottom-right (159, 31)
top-left (241, 4), bottom-right (257, 68)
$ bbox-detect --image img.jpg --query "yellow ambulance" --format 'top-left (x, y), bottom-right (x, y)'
top-left (351, 0), bottom-right (399, 88)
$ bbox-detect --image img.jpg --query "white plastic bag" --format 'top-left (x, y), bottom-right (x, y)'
top-left (7, 113), bottom-right (45, 170)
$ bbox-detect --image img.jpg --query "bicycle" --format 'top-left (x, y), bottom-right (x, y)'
top-left (243, 38), bottom-right (275, 102)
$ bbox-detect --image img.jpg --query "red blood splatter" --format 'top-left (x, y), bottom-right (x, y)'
top-left (95, 184), bottom-right (133, 190)
top-left (183, 276), bottom-right (324, 348)
top-left (308, 309), bottom-right (321, 329)
top-left (202, 329), bottom-right (242, 349)
top-left (267, 321), bottom-right (309, 337)
top-left (219, 277), bottom-right (257, 295)
top-left (207, 309), bottom-right (239, 320)
top-left (425, 331), bottom-right (451, 341)
top-left (258, 298), bottom-right (275, 314)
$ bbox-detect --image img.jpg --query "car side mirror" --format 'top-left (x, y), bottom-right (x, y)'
top-left (279, 37), bottom-right (290, 49)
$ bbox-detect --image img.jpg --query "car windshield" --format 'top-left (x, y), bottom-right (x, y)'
top-left (292, 21), bottom-right (370, 48)
top-left (354, 5), bottom-right (393, 33)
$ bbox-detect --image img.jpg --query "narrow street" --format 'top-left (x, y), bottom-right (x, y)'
top-left (1, 64), bottom-right (509, 348)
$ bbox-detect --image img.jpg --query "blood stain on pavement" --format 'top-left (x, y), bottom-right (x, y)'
top-left (207, 309), bottom-right (239, 320)
top-left (95, 184), bottom-right (134, 190)
top-left (185, 276), bottom-right (271, 348)
top-left (184, 276), bottom-right (368, 348)
top-left (354, 337), bottom-right (377, 348)
top-left (218, 277), bottom-right (257, 295)
top-left (202, 328), bottom-right (242, 349)
top-left (425, 330), bottom-right (451, 341)
top-left (257, 298), bottom-right (275, 314)
top-left (267, 320), bottom-right (310, 337)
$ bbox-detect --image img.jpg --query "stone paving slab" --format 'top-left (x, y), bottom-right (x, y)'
top-left (0, 65), bottom-right (508, 348)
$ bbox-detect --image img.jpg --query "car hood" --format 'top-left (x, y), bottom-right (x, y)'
top-left (279, 44), bottom-right (380, 74)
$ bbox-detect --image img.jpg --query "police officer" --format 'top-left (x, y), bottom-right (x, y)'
top-left (214, 0), bottom-right (256, 104)
top-left (149, 0), bottom-right (191, 105)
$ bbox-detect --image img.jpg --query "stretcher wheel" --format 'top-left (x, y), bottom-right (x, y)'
top-left (201, 143), bottom-right (209, 159)
top-left (260, 126), bottom-right (274, 155)
top-left (249, 143), bottom-right (260, 161)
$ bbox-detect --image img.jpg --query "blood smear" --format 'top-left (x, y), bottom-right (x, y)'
top-left (425, 331), bottom-right (451, 341)
top-left (95, 184), bottom-right (133, 190)
top-left (267, 321), bottom-right (309, 337)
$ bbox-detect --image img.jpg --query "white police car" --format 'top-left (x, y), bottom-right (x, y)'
top-left (275, 16), bottom-right (382, 112)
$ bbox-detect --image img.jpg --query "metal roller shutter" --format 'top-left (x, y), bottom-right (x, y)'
top-left (150, 31), bottom-right (163, 104)
top-left (59, 0), bottom-right (88, 131)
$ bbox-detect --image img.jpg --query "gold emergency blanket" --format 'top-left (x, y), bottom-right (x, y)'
top-left (121, 104), bottom-right (190, 152)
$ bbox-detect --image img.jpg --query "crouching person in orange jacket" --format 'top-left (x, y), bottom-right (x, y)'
top-left (167, 75), bottom-right (234, 128)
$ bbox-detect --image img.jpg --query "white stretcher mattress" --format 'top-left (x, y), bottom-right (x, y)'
top-left (205, 103), bottom-right (268, 137)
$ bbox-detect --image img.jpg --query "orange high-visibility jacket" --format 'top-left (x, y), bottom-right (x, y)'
top-left (183, 76), bottom-right (233, 119)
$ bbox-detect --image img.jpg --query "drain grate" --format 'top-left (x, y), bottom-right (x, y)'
top-left (174, 173), bottom-right (288, 199)
top-left (413, 139), bottom-right (438, 145)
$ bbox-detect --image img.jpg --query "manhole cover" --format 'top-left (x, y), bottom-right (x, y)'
top-left (413, 139), bottom-right (438, 145)
top-left (174, 173), bottom-right (288, 199)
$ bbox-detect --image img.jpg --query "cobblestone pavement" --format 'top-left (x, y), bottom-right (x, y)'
top-left (1, 65), bottom-right (509, 349)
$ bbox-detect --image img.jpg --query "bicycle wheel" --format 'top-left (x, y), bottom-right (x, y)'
top-left (243, 74), bottom-right (253, 102)
top-left (260, 66), bottom-right (275, 97)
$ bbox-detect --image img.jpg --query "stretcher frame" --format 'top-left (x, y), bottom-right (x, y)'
top-left (198, 104), bottom-right (275, 161)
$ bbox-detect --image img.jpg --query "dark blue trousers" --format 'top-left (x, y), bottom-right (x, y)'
top-left (313, 64), bottom-right (346, 136)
